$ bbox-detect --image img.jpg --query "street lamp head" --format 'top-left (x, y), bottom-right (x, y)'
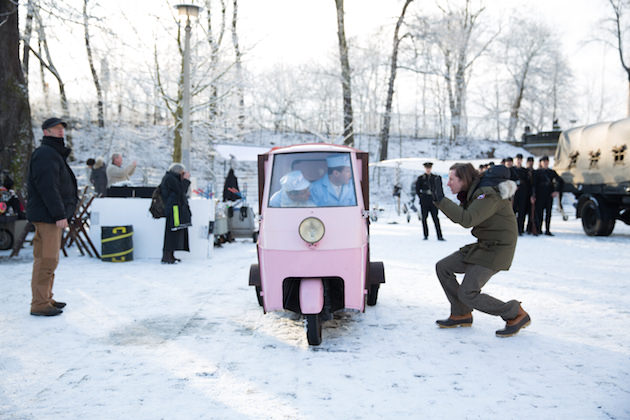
top-left (175, 3), bottom-right (201, 20)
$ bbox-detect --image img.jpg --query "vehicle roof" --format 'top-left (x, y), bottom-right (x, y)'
top-left (265, 143), bottom-right (361, 155)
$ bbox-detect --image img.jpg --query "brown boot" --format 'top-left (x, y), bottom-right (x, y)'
top-left (31, 303), bottom-right (63, 317)
top-left (436, 313), bottom-right (473, 328)
top-left (496, 305), bottom-right (530, 337)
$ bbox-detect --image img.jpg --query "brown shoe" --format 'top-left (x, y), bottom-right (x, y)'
top-left (496, 306), bottom-right (530, 337)
top-left (51, 300), bottom-right (66, 309)
top-left (436, 313), bottom-right (473, 328)
top-left (30, 304), bottom-right (63, 317)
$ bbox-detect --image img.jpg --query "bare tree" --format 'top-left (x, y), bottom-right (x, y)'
top-left (28, 4), bottom-right (70, 121)
top-left (379, 0), bottom-right (413, 161)
top-left (231, 0), bottom-right (245, 135)
top-left (206, 0), bottom-right (226, 121)
top-left (499, 18), bottom-right (553, 140)
top-left (1, 0), bottom-right (34, 187)
top-left (334, 0), bottom-right (354, 146)
top-left (21, 0), bottom-right (34, 84)
top-left (83, 0), bottom-right (104, 127)
top-left (413, 0), bottom-right (496, 142)
top-left (604, 0), bottom-right (630, 116)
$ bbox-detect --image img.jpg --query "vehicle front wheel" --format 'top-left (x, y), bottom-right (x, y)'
top-left (305, 314), bottom-right (322, 346)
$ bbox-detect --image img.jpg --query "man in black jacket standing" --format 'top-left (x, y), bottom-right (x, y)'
top-left (532, 155), bottom-right (562, 236)
top-left (511, 154), bottom-right (530, 235)
top-left (415, 162), bottom-right (444, 241)
top-left (26, 118), bottom-right (78, 316)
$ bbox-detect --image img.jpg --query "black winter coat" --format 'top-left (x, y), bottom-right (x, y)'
top-left (415, 173), bottom-right (442, 197)
top-left (160, 170), bottom-right (192, 251)
top-left (26, 136), bottom-right (78, 223)
top-left (90, 165), bottom-right (108, 196)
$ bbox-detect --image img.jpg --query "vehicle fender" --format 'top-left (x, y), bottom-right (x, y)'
top-left (577, 194), bottom-right (601, 219)
top-left (299, 278), bottom-right (324, 315)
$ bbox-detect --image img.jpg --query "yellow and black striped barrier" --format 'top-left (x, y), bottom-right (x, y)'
top-left (101, 226), bottom-right (134, 262)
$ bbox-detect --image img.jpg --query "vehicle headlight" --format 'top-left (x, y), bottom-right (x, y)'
top-left (298, 217), bottom-right (325, 244)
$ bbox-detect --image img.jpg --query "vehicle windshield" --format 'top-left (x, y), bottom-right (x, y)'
top-left (267, 152), bottom-right (357, 208)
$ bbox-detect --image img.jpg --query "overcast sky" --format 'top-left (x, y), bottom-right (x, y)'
top-left (25, 0), bottom-right (627, 124)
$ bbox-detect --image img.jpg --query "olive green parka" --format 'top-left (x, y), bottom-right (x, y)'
top-left (437, 179), bottom-right (518, 271)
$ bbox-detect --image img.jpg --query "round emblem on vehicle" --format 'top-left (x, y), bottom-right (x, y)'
top-left (298, 217), bottom-right (325, 244)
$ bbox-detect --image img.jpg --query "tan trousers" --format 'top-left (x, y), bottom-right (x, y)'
top-left (31, 222), bottom-right (62, 311)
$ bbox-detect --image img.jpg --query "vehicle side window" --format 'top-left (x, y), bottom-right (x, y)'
top-left (267, 152), bottom-right (357, 208)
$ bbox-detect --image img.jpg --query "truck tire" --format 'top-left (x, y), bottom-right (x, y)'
top-left (580, 197), bottom-right (615, 236)
top-left (0, 228), bottom-right (13, 250)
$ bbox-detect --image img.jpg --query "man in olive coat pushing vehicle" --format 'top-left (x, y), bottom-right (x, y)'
top-left (431, 163), bottom-right (531, 337)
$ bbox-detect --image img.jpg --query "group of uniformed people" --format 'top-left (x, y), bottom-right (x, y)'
top-left (505, 154), bottom-right (563, 236)
top-left (411, 154), bottom-right (563, 240)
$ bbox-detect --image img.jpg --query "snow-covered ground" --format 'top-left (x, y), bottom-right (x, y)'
top-left (1, 208), bottom-right (629, 419)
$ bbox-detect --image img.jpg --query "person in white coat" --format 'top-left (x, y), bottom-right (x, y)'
top-left (269, 170), bottom-right (315, 207)
top-left (106, 153), bottom-right (136, 187)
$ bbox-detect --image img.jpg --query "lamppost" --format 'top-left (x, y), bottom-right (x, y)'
top-left (175, 3), bottom-right (200, 172)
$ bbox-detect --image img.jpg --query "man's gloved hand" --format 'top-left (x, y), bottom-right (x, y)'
top-left (431, 179), bottom-right (445, 203)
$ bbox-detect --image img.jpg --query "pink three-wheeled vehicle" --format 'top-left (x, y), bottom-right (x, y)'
top-left (249, 144), bottom-right (385, 345)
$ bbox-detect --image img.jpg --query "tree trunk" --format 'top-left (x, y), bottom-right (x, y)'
top-left (206, 0), bottom-right (226, 121)
top-left (33, 10), bottom-right (70, 121)
top-left (21, 0), bottom-right (34, 85)
top-left (83, 0), bottom-right (104, 128)
top-left (0, 0), bottom-right (34, 189)
top-left (232, 0), bottom-right (245, 136)
top-left (379, 0), bottom-right (413, 162)
top-left (507, 70), bottom-right (527, 140)
top-left (335, 0), bottom-right (354, 147)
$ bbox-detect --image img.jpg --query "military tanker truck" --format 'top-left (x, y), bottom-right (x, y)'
top-left (554, 117), bottom-right (630, 236)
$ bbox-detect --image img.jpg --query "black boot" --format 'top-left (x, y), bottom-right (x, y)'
top-left (161, 250), bottom-right (175, 264)
top-left (436, 313), bottom-right (473, 328)
top-left (496, 306), bottom-right (531, 337)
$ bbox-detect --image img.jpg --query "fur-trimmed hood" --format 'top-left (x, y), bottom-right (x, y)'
top-left (498, 179), bottom-right (517, 199)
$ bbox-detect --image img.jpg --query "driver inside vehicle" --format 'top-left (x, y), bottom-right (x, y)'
top-left (310, 154), bottom-right (357, 207)
top-left (269, 170), bottom-right (315, 207)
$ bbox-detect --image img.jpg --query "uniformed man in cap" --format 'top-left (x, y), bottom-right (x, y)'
top-left (310, 154), bottom-right (357, 207)
top-left (26, 117), bottom-right (78, 316)
top-left (512, 154), bottom-right (531, 235)
top-left (531, 155), bottom-right (562, 235)
top-left (415, 162), bottom-right (444, 240)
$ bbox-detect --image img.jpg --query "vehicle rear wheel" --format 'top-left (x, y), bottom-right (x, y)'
top-left (0, 229), bottom-right (13, 250)
top-left (305, 314), bottom-right (322, 346)
top-left (367, 284), bottom-right (379, 306)
top-left (249, 264), bottom-right (263, 307)
top-left (581, 198), bottom-right (615, 236)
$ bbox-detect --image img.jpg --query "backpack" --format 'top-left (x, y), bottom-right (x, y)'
top-left (149, 186), bottom-right (165, 218)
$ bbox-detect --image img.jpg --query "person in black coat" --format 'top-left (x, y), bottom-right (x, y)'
top-left (222, 167), bottom-right (241, 202)
top-left (159, 163), bottom-right (192, 264)
top-left (511, 154), bottom-right (531, 235)
top-left (87, 157), bottom-right (108, 196)
top-left (531, 155), bottom-right (562, 236)
top-left (26, 117), bottom-right (78, 316)
top-left (415, 162), bottom-right (444, 240)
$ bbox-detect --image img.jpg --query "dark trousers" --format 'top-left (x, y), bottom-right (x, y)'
top-left (435, 250), bottom-right (520, 320)
top-left (419, 194), bottom-right (443, 239)
top-left (513, 189), bottom-right (528, 234)
top-left (534, 194), bottom-right (553, 233)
